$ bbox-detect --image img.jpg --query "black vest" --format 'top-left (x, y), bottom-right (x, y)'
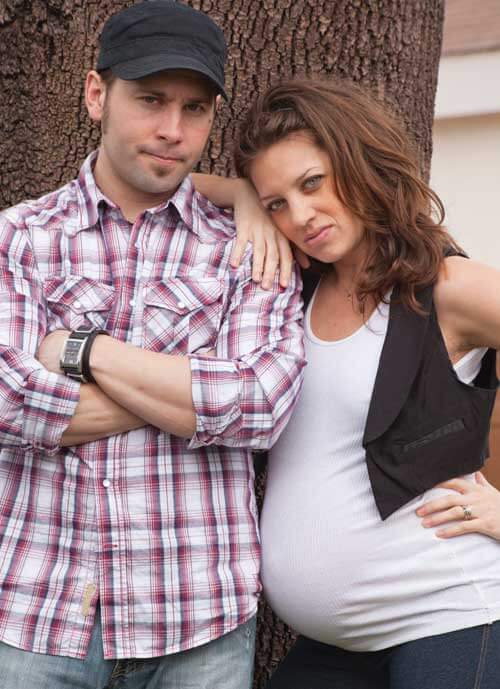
top-left (301, 268), bottom-right (498, 519)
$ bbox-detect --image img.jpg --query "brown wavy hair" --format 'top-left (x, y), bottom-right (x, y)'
top-left (234, 78), bottom-right (462, 312)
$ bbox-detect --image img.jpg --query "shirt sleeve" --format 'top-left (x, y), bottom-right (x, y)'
top-left (0, 215), bottom-right (80, 455)
top-left (188, 261), bottom-right (306, 451)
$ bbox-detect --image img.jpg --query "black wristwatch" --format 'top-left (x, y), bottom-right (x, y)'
top-left (60, 327), bottom-right (108, 383)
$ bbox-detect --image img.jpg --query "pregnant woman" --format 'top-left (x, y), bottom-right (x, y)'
top-left (237, 77), bottom-right (500, 689)
top-left (195, 77), bottom-right (500, 688)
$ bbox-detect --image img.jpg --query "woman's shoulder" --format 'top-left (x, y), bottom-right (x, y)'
top-left (435, 255), bottom-right (497, 307)
top-left (434, 255), bottom-right (500, 351)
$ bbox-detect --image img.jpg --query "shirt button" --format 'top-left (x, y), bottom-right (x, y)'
top-left (177, 300), bottom-right (186, 310)
top-left (129, 299), bottom-right (136, 307)
top-left (102, 479), bottom-right (111, 488)
top-left (74, 300), bottom-right (81, 309)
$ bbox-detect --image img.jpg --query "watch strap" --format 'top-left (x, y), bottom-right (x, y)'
top-left (81, 329), bottom-right (108, 383)
top-left (60, 327), bottom-right (108, 383)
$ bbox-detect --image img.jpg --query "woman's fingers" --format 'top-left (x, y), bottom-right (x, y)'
top-left (416, 493), bottom-right (462, 518)
top-left (421, 504), bottom-right (471, 527)
top-left (434, 521), bottom-right (479, 538)
top-left (475, 471), bottom-right (492, 488)
top-left (230, 233), bottom-right (250, 269)
top-left (434, 478), bottom-right (471, 493)
top-left (261, 241), bottom-right (279, 290)
top-left (230, 181), bottom-right (293, 288)
top-left (416, 473), bottom-right (500, 541)
top-left (250, 235), bottom-right (266, 283)
top-left (277, 233), bottom-right (294, 288)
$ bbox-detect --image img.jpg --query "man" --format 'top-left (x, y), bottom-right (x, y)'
top-left (0, 2), bottom-right (304, 687)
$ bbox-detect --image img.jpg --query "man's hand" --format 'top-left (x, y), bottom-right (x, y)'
top-left (37, 329), bottom-right (70, 374)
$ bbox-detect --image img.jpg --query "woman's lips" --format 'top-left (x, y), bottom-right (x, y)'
top-left (304, 225), bottom-right (332, 245)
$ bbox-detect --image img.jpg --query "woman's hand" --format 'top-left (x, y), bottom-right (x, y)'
top-left (230, 179), bottom-right (294, 289)
top-left (416, 472), bottom-right (500, 540)
top-left (191, 173), bottom-right (310, 288)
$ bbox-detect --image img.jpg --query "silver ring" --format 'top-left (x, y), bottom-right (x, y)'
top-left (462, 504), bottom-right (473, 521)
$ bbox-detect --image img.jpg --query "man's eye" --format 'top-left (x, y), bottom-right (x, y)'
top-left (303, 175), bottom-right (323, 189)
top-left (185, 103), bottom-right (205, 114)
top-left (141, 96), bottom-right (159, 104)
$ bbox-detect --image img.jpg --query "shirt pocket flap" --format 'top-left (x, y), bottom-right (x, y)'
top-left (144, 278), bottom-right (224, 315)
top-left (43, 276), bottom-right (115, 314)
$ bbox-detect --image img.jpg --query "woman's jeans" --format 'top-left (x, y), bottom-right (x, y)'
top-left (267, 621), bottom-right (500, 689)
top-left (0, 612), bottom-right (256, 689)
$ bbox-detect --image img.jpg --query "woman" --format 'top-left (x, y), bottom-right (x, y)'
top-left (197, 77), bottom-right (500, 688)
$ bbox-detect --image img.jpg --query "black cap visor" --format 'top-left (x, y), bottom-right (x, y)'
top-left (109, 54), bottom-right (228, 100)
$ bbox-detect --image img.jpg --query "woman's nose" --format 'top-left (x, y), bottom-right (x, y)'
top-left (289, 198), bottom-right (315, 228)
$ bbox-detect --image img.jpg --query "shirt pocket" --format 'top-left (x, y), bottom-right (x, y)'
top-left (43, 275), bottom-right (115, 331)
top-left (143, 277), bottom-right (224, 353)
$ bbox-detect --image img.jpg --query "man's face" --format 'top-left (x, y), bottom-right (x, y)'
top-left (87, 69), bottom-right (217, 213)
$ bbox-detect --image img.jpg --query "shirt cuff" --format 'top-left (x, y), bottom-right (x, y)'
top-left (22, 368), bottom-right (81, 455)
top-left (187, 355), bottom-right (242, 448)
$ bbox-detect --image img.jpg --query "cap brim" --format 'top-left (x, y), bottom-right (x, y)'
top-left (109, 54), bottom-right (228, 100)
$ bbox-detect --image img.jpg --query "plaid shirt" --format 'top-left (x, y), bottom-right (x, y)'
top-left (0, 153), bottom-right (305, 659)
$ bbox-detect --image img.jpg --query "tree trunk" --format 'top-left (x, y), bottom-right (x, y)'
top-left (0, 0), bottom-right (445, 686)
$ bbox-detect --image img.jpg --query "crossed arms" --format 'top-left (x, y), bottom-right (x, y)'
top-left (0, 207), bottom-right (305, 454)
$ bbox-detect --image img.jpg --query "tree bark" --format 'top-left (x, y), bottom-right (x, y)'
top-left (0, 0), bottom-right (445, 686)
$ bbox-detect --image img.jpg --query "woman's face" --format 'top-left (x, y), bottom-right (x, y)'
top-left (249, 131), bottom-right (366, 266)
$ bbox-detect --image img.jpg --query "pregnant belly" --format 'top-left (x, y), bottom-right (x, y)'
top-left (260, 474), bottom-right (498, 651)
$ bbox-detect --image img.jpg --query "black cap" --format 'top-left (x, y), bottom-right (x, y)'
top-left (97, 1), bottom-right (228, 99)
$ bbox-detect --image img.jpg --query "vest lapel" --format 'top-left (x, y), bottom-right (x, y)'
top-left (301, 265), bottom-right (323, 307)
top-left (363, 285), bottom-right (433, 445)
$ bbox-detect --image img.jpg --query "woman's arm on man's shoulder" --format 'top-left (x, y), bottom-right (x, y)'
top-left (191, 173), bottom-right (294, 289)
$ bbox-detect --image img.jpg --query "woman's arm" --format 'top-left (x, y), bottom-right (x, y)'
top-left (416, 473), bottom-right (500, 540)
top-left (435, 256), bottom-right (500, 353)
top-left (191, 173), bottom-right (294, 289)
top-left (420, 256), bottom-right (500, 540)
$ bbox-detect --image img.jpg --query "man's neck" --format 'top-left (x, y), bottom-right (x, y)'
top-left (92, 153), bottom-right (176, 223)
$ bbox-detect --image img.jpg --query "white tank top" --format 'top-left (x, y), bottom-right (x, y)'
top-left (261, 292), bottom-right (500, 651)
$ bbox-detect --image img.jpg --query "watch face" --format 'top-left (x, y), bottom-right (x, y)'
top-left (65, 340), bottom-right (82, 365)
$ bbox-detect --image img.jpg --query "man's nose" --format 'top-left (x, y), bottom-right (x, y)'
top-left (157, 108), bottom-right (183, 143)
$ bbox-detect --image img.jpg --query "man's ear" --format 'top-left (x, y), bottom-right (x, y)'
top-left (85, 70), bottom-right (108, 123)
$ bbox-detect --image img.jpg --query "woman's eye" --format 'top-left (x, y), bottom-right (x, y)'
top-left (267, 199), bottom-right (285, 213)
top-left (303, 175), bottom-right (323, 190)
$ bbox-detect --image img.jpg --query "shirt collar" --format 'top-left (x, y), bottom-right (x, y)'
top-left (73, 152), bottom-right (201, 236)
top-left (71, 151), bottom-right (115, 233)
top-left (163, 175), bottom-right (201, 236)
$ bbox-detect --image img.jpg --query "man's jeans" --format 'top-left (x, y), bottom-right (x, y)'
top-left (0, 612), bottom-right (256, 689)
